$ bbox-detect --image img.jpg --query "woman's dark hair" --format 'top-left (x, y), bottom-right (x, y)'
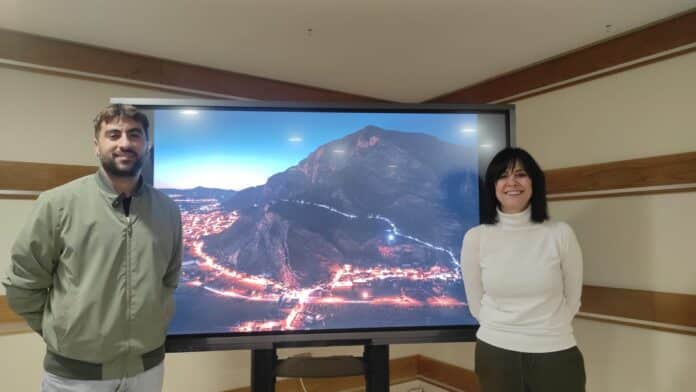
top-left (481, 147), bottom-right (549, 224)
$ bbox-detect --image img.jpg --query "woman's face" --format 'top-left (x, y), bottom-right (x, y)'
top-left (495, 161), bottom-right (533, 213)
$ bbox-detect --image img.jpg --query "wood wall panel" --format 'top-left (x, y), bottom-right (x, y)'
top-left (389, 354), bottom-right (420, 383)
top-left (576, 314), bottom-right (696, 337)
top-left (0, 28), bottom-right (381, 103)
top-left (580, 285), bottom-right (696, 328)
top-left (224, 355), bottom-right (481, 392)
top-left (496, 45), bottom-right (696, 104)
top-left (2, 10), bottom-right (695, 105)
top-left (3, 284), bottom-right (693, 332)
top-left (417, 355), bottom-right (480, 392)
top-left (223, 378), bottom-right (297, 392)
top-left (0, 194), bottom-right (39, 200)
top-left (429, 9), bottom-right (696, 104)
top-left (223, 355), bottom-right (419, 392)
top-left (0, 28), bottom-right (162, 83)
top-left (0, 160), bottom-right (96, 193)
top-left (0, 296), bottom-right (31, 336)
top-left (0, 296), bottom-right (23, 324)
top-left (2, 153), bottom-right (695, 334)
top-left (5, 151), bottom-right (695, 199)
top-left (545, 151), bottom-right (696, 195)
top-left (547, 186), bottom-right (696, 202)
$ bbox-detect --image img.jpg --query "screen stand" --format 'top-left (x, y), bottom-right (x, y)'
top-left (364, 344), bottom-right (390, 391)
top-left (251, 348), bottom-right (277, 392)
top-left (250, 344), bottom-right (389, 392)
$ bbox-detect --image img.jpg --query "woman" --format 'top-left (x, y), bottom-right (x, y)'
top-left (461, 147), bottom-right (586, 392)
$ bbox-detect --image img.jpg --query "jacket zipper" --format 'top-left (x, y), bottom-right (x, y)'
top-left (125, 215), bottom-right (133, 375)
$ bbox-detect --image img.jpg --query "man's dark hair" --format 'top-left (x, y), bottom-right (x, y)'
top-left (481, 147), bottom-right (549, 224)
top-left (93, 104), bottom-right (149, 139)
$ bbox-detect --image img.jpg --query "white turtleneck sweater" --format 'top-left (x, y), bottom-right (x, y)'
top-left (460, 207), bottom-right (583, 353)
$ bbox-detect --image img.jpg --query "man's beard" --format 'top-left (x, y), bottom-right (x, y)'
top-left (100, 153), bottom-right (145, 178)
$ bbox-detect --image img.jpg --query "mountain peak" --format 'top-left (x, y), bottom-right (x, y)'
top-left (354, 125), bottom-right (387, 134)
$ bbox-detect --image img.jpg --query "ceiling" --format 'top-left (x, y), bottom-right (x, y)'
top-left (1, 0), bottom-right (695, 102)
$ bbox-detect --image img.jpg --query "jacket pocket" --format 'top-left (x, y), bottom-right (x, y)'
top-left (43, 288), bottom-right (76, 353)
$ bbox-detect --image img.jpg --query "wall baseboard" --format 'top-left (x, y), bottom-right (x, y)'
top-left (223, 354), bottom-right (478, 392)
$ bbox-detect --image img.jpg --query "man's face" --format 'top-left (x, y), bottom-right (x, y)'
top-left (93, 117), bottom-right (148, 178)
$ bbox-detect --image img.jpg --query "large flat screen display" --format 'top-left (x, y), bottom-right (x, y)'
top-left (116, 99), bottom-right (513, 350)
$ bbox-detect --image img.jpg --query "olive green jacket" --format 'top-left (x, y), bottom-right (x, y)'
top-left (2, 170), bottom-right (182, 380)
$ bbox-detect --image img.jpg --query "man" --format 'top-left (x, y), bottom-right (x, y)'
top-left (3, 104), bottom-right (182, 391)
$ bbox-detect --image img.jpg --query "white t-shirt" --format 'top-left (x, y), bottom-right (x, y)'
top-left (460, 207), bottom-right (583, 353)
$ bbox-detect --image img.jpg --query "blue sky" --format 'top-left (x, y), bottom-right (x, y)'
top-left (154, 109), bottom-right (479, 190)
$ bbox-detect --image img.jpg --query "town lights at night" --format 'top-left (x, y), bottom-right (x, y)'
top-left (171, 193), bottom-right (468, 333)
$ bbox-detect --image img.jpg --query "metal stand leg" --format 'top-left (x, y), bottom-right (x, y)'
top-left (251, 348), bottom-right (277, 392)
top-left (364, 344), bottom-right (389, 392)
top-left (250, 344), bottom-right (390, 392)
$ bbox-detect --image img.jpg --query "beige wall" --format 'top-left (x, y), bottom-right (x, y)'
top-left (0, 66), bottom-right (425, 391)
top-left (3, 51), bottom-right (695, 391)
top-left (428, 52), bottom-right (696, 391)
top-left (0, 67), bottom-right (238, 391)
top-left (518, 51), bottom-right (696, 392)
top-left (515, 51), bottom-right (696, 167)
